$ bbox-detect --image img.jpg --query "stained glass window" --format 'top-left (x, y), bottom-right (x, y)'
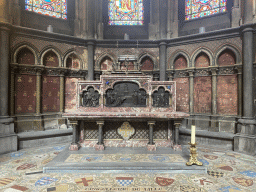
top-left (185, 0), bottom-right (227, 20)
top-left (25, 0), bottom-right (67, 20)
top-left (108, 0), bottom-right (144, 25)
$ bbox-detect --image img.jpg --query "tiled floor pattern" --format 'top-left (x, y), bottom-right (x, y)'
top-left (0, 144), bottom-right (256, 192)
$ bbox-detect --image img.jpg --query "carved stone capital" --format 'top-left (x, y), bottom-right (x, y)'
top-left (187, 68), bottom-right (195, 77)
top-left (209, 67), bottom-right (218, 76)
top-left (234, 64), bottom-right (242, 74)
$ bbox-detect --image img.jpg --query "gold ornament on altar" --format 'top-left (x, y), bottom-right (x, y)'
top-left (186, 143), bottom-right (203, 166)
top-left (117, 122), bottom-right (135, 140)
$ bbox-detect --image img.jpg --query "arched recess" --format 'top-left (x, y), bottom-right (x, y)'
top-left (64, 51), bottom-right (83, 69)
top-left (138, 53), bottom-right (157, 70)
top-left (41, 48), bottom-right (62, 67)
top-left (215, 45), bottom-right (241, 66)
top-left (216, 46), bottom-right (239, 115)
top-left (13, 44), bottom-right (39, 65)
top-left (100, 56), bottom-right (114, 71)
top-left (191, 48), bottom-right (213, 67)
top-left (140, 56), bottom-right (154, 71)
top-left (168, 51), bottom-right (190, 69)
top-left (96, 53), bottom-right (116, 71)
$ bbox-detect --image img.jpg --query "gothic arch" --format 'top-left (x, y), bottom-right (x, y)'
top-left (168, 50), bottom-right (190, 69)
top-left (138, 53), bottom-right (157, 70)
top-left (191, 47), bottom-right (213, 67)
top-left (96, 53), bottom-right (116, 70)
top-left (13, 44), bottom-right (39, 65)
top-left (215, 44), bottom-right (241, 66)
top-left (63, 51), bottom-right (83, 69)
top-left (40, 47), bottom-right (62, 67)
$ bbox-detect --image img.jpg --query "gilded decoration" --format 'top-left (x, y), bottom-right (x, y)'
top-left (117, 122), bottom-right (136, 140)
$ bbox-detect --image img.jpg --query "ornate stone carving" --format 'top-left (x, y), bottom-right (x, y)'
top-left (218, 67), bottom-right (235, 75)
top-left (117, 122), bottom-right (135, 140)
top-left (175, 70), bottom-right (188, 77)
top-left (152, 87), bottom-right (169, 107)
top-left (195, 69), bottom-right (210, 76)
top-left (105, 82), bottom-right (147, 107)
top-left (82, 87), bottom-right (100, 107)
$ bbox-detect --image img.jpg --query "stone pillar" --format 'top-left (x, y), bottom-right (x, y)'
top-left (172, 0), bottom-right (179, 38)
top-left (95, 121), bottom-right (104, 150)
top-left (231, 0), bottom-right (241, 27)
top-left (147, 121), bottom-right (156, 151)
top-left (173, 120), bottom-right (182, 151)
top-left (87, 0), bottom-right (96, 39)
top-left (234, 27), bottom-right (256, 155)
top-left (34, 68), bottom-right (43, 131)
top-left (235, 64), bottom-right (243, 116)
top-left (59, 74), bottom-right (65, 113)
top-left (0, 24), bottom-right (17, 154)
top-left (188, 69), bottom-right (195, 113)
top-left (148, 0), bottom-right (159, 39)
top-left (210, 67), bottom-right (218, 131)
top-left (159, 42), bottom-right (167, 81)
top-left (87, 42), bottom-right (95, 80)
top-left (159, 0), bottom-right (167, 39)
top-left (243, 0), bottom-right (254, 24)
top-left (69, 120), bottom-right (80, 151)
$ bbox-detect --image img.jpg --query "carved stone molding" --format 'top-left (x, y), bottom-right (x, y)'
top-left (66, 69), bottom-right (88, 77)
top-left (44, 67), bottom-right (67, 76)
top-left (195, 69), bottom-right (210, 76)
top-left (174, 70), bottom-right (188, 78)
top-left (218, 67), bottom-right (235, 75)
top-left (10, 63), bottom-right (44, 75)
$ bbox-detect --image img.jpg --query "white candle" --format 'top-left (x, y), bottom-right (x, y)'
top-left (191, 125), bottom-right (196, 144)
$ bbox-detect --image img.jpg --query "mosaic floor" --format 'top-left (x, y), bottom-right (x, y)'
top-left (0, 144), bottom-right (256, 192)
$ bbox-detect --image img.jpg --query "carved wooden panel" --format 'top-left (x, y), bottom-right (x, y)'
top-left (42, 76), bottom-right (60, 112)
top-left (218, 50), bottom-right (236, 66)
top-left (217, 75), bottom-right (238, 115)
top-left (174, 77), bottom-right (189, 112)
top-left (195, 53), bottom-right (210, 68)
top-left (15, 74), bottom-right (36, 114)
top-left (194, 76), bottom-right (212, 113)
top-left (43, 51), bottom-right (59, 67)
top-left (17, 48), bottom-right (35, 65)
top-left (174, 55), bottom-right (187, 70)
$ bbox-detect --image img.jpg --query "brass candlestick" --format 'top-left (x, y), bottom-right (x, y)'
top-left (186, 143), bottom-right (203, 166)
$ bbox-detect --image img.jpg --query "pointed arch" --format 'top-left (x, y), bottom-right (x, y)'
top-left (41, 47), bottom-right (62, 67)
top-left (13, 44), bottom-right (39, 65)
top-left (191, 47), bottom-right (213, 67)
top-left (64, 51), bottom-right (83, 69)
top-left (96, 53), bottom-right (117, 71)
top-left (169, 50), bottom-right (190, 69)
top-left (138, 53), bottom-right (157, 70)
top-left (215, 44), bottom-right (241, 66)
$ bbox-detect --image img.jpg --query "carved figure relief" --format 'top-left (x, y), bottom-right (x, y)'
top-left (83, 87), bottom-right (100, 107)
top-left (105, 82), bottom-right (147, 107)
top-left (152, 87), bottom-right (169, 107)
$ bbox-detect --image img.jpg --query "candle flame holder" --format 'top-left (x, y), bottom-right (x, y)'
top-left (186, 143), bottom-right (203, 166)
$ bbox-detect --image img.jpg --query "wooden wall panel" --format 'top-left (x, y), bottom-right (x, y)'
top-left (174, 77), bottom-right (189, 112)
top-left (42, 76), bottom-right (60, 112)
top-left (217, 75), bottom-right (238, 115)
top-left (194, 76), bottom-right (212, 113)
top-left (15, 74), bottom-right (36, 114)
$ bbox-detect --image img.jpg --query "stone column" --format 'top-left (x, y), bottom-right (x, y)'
top-left (235, 64), bottom-right (243, 116)
top-left (87, 0), bottom-right (96, 39)
top-left (188, 69), bottom-right (195, 113)
top-left (174, 122), bottom-right (180, 145)
top-left (69, 120), bottom-right (80, 151)
top-left (59, 74), bottom-right (65, 113)
top-left (159, 42), bottom-right (167, 81)
top-left (231, 0), bottom-right (241, 27)
top-left (172, 0), bottom-right (179, 38)
top-left (234, 27), bottom-right (256, 155)
top-left (243, 0), bottom-right (254, 24)
top-left (0, 24), bottom-right (17, 154)
top-left (159, 0), bottom-right (167, 39)
top-left (210, 67), bottom-right (218, 131)
top-left (96, 121), bottom-right (104, 151)
top-left (87, 42), bottom-right (95, 80)
top-left (147, 121), bottom-right (156, 151)
top-left (34, 68), bottom-right (43, 131)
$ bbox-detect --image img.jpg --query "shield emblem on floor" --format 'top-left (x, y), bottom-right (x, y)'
top-left (75, 177), bottom-right (93, 186)
top-left (150, 155), bottom-right (169, 162)
top-left (116, 177), bottom-right (134, 186)
top-left (232, 177), bottom-right (253, 187)
top-left (156, 177), bottom-right (174, 186)
top-left (16, 163), bottom-right (36, 170)
top-left (35, 177), bottom-right (57, 186)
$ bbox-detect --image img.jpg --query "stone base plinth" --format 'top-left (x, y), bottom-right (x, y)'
top-left (69, 143), bottom-right (80, 151)
top-left (95, 144), bottom-right (105, 151)
top-left (173, 145), bottom-right (182, 151)
top-left (147, 144), bottom-right (156, 151)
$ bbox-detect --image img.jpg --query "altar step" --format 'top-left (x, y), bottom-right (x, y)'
top-left (43, 146), bottom-right (207, 174)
